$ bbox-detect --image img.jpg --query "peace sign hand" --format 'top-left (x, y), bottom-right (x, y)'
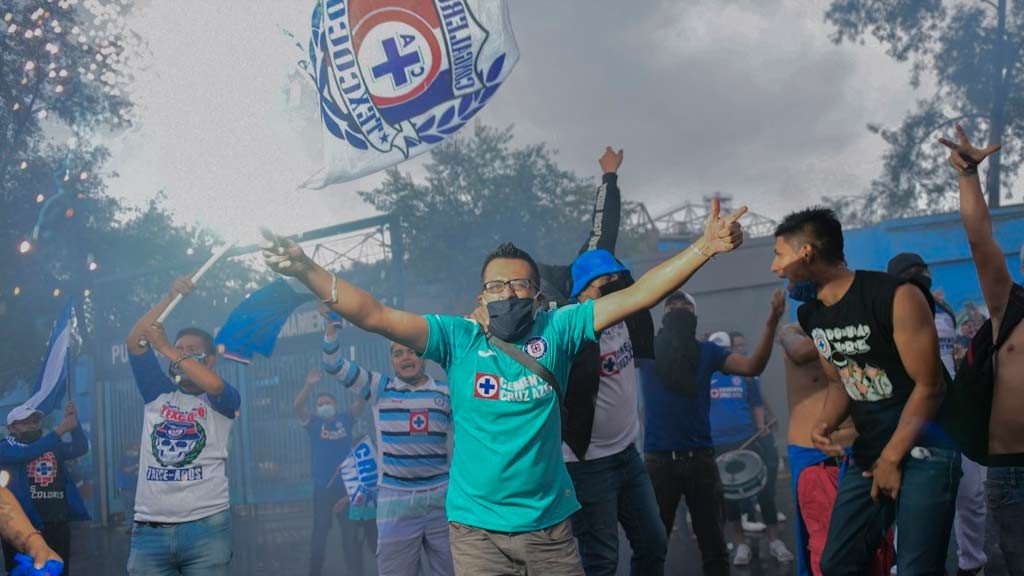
top-left (938, 124), bottom-right (1002, 174)
top-left (701, 197), bottom-right (748, 256)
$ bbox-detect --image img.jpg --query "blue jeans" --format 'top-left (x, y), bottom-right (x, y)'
top-left (820, 448), bottom-right (960, 576)
top-left (987, 466), bottom-right (1024, 576)
top-left (127, 510), bottom-right (233, 576)
top-left (566, 445), bottom-right (667, 576)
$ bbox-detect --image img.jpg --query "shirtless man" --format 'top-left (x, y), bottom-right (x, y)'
top-left (940, 125), bottom-right (1024, 574)
top-left (777, 323), bottom-right (861, 576)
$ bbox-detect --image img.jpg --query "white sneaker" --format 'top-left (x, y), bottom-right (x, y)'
top-left (768, 539), bottom-right (794, 563)
top-left (754, 504), bottom-right (786, 523)
top-left (741, 513), bottom-right (766, 532)
top-left (733, 543), bottom-right (752, 566)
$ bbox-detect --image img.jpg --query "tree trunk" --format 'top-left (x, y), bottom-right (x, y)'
top-left (985, 0), bottom-right (1010, 207)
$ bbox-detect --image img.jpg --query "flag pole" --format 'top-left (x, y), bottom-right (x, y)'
top-left (138, 240), bottom-right (237, 348)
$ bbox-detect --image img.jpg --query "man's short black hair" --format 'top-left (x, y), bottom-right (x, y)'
top-left (480, 242), bottom-right (541, 285)
top-left (316, 392), bottom-right (337, 403)
top-left (774, 207), bottom-right (846, 264)
top-left (174, 327), bottom-right (215, 355)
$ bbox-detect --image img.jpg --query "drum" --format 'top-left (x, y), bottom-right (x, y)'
top-left (716, 449), bottom-right (767, 501)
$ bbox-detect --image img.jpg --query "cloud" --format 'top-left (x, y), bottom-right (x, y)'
top-left (106, 0), bottom-right (922, 241)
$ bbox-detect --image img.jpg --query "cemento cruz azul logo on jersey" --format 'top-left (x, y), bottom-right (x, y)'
top-left (27, 452), bottom-right (58, 487)
top-left (523, 337), bottom-right (548, 359)
top-left (474, 373), bottom-right (500, 399)
top-left (409, 409), bottom-right (429, 433)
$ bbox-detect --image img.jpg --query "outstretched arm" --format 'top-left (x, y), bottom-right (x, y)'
top-left (939, 125), bottom-right (1010, 332)
top-left (722, 290), bottom-right (785, 376)
top-left (593, 198), bottom-right (747, 332)
top-left (0, 487), bottom-right (62, 569)
top-left (262, 232), bottom-right (429, 352)
top-left (578, 147), bottom-right (624, 255)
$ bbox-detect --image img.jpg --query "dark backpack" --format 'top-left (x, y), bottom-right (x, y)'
top-left (952, 283), bottom-right (1024, 466)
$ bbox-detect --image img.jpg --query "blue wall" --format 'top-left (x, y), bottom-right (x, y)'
top-left (842, 206), bottom-right (1024, 312)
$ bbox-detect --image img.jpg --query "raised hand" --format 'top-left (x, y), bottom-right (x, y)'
top-left (261, 229), bottom-right (315, 278)
top-left (938, 124), bottom-right (1002, 174)
top-left (168, 276), bottom-right (194, 300)
top-left (701, 197), bottom-right (747, 255)
top-left (598, 146), bottom-right (624, 174)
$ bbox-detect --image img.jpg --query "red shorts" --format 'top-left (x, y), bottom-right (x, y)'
top-left (797, 462), bottom-right (894, 576)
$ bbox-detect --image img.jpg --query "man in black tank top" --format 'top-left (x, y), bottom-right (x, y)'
top-left (770, 208), bottom-right (959, 576)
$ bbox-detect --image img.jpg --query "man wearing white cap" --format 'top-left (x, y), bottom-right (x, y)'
top-left (0, 401), bottom-right (88, 574)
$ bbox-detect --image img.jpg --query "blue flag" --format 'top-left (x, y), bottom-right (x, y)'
top-left (215, 279), bottom-right (316, 364)
top-left (23, 300), bottom-right (75, 417)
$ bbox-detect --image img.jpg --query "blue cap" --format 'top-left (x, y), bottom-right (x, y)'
top-left (570, 249), bottom-right (629, 298)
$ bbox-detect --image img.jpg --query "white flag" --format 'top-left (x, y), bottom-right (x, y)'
top-left (301, 0), bottom-right (519, 187)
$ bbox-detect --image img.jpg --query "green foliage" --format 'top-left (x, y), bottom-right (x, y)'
top-left (0, 1), bottom-right (254, 392)
top-left (824, 0), bottom-right (1022, 222)
top-left (359, 124), bottom-right (605, 300)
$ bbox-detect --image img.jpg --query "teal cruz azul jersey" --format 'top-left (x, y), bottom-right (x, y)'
top-left (422, 300), bottom-right (596, 532)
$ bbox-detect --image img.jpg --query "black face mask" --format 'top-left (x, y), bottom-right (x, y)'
top-left (598, 276), bottom-right (632, 297)
top-left (655, 309), bottom-right (702, 397)
top-left (662, 308), bottom-right (698, 336)
top-left (15, 430), bottom-right (43, 444)
top-left (486, 298), bottom-right (536, 342)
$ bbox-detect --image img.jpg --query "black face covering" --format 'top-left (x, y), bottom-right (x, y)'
top-left (15, 430), bottom-right (43, 444)
top-left (486, 298), bottom-right (536, 342)
top-left (655, 309), bottom-right (702, 397)
top-left (597, 276), bottom-right (632, 297)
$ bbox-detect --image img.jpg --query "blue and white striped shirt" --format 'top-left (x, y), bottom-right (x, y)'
top-left (322, 334), bottom-right (451, 492)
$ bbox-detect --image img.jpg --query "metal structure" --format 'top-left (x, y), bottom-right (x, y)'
top-left (649, 193), bottom-right (779, 242)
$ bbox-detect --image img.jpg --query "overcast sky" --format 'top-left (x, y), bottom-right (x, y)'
top-left (106, 0), bottom-right (928, 243)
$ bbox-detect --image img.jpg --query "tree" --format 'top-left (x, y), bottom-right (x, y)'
top-left (824, 0), bottom-right (1022, 222)
top-left (359, 124), bottom-right (649, 309)
top-left (0, 1), bottom-right (256, 391)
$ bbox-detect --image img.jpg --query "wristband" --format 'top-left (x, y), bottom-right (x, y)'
top-left (320, 275), bottom-right (338, 305)
top-left (694, 242), bottom-right (715, 260)
top-left (170, 354), bottom-right (189, 371)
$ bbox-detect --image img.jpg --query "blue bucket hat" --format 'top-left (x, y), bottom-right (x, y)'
top-left (570, 249), bottom-right (629, 298)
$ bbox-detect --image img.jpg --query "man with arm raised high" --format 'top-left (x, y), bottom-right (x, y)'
top-left (940, 125), bottom-right (1024, 575)
top-left (262, 198), bottom-right (746, 576)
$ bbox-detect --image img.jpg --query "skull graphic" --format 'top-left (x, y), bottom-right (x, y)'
top-left (151, 420), bottom-right (206, 468)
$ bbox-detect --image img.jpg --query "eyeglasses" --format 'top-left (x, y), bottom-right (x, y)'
top-left (482, 278), bottom-right (535, 295)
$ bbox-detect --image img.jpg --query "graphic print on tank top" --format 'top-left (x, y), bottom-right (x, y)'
top-left (810, 324), bottom-right (894, 402)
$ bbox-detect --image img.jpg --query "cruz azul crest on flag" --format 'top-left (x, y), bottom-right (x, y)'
top-left (302, 0), bottom-right (519, 187)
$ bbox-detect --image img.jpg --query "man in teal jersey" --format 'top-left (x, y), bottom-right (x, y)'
top-left (261, 199), bottom-right (746, 575)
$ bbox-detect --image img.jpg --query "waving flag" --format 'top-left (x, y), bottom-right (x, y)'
top-left (214, 279), bottom-right (316, 364)
top-left (22, 300), bottom-right (75, 417)
top-left (301, 0), bottom-right (519, 187)
top-left (338, 436), bottom-right (379, 520)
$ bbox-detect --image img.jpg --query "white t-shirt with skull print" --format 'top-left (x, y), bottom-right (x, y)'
top-left (129, 349), bottom-right (241, 523)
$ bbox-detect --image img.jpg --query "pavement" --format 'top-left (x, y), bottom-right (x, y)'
top-left (22, 472), bottom-right (1014, 575)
